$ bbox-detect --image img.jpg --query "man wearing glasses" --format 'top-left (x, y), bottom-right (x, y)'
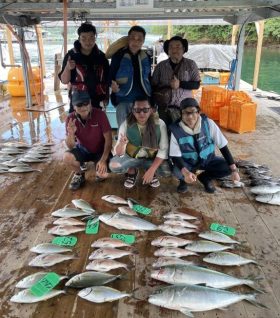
top-left (109, 98), bottom-right (170, 189)
top-left (169, 98), bottom-right (240, 193)
top-left (64, 90), bottom-right (112, 190)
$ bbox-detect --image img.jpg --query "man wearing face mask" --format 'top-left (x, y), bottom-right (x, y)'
top-left (59, 23), bottom-right (109, 113)
top-left (109, 26), bottom-right (152, 127)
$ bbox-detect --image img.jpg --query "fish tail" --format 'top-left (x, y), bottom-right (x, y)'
top-left (245, 294), bottom-right (268, 309)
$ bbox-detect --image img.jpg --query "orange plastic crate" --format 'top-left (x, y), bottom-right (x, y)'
top-left (219, 106), bottom-right (229, 129)
top-left (219, 72), bottom-right (230, 85)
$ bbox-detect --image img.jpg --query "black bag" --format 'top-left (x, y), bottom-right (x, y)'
top-left (152, 86), bottom-right (172, 108)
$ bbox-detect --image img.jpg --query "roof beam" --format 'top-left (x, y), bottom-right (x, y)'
top-left (0, 14), bottom-right (40, 26)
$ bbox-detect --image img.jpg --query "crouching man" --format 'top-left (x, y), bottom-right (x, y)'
top-left (64, 90), bottom-right (112, 190)
top-left (169, 97), bottom-right (240, 193)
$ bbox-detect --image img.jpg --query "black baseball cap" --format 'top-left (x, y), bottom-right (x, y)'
top-left (180, 98), bottom-right (200, 110)
top-left (72, 90), bottom-right (90, 106)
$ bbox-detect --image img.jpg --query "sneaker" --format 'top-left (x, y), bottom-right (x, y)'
top-left (124, 169), bottom-right (139, 189)
top-left (69, 173), bottom-right (85, 190)
top-left (177, 179), bottom-right (188, 193)
top-left (197, 173), bottom-right (216, 193)
top-left (80, 162), bottom-right (87, 171)
top-left (95, 175), bottom-right (106, 182)
top-left (150, 176), bottom-right (160, 188)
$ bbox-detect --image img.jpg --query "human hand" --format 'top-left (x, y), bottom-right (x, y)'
top-left (231, 171), bottom-right (241, 183)
top-left (67, 118), bottom-right (77, 136)
top-left (111, 80), bottom-right (120, 93)
top-left (96, 160), bottom-right (108, 177)
top-left (182, 170), bottom-right (197, 184)
top-left (170, 75), bottom-right (180, 90)
top-left (142, 168), bottom-right (155, 185)
top-left (119, 133), bottom-right (128, 145)
top-left (66, 55), bottom-right (76, 71)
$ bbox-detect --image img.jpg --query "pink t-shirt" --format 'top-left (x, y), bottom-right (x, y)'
top-left (66, 108), bottom-right (111, 154)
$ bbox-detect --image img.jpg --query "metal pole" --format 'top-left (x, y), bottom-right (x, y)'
top-left (18, 27), bottom-right (32, 108)
top-left (253, 21), bottom-right (264, 91)
top-left (234, 24), bottom-right (246, 91)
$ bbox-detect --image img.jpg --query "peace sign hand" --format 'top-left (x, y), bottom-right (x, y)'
top-left (67, 118), bottom-right (77, 136)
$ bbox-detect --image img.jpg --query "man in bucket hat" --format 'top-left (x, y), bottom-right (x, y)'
top-left (169, 97), bottom-right (240, 193)
top-left (64, 90), bottom-right (112, 190)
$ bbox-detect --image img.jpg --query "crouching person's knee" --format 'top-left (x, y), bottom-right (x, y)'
top-left (63, 151), bottom-right (75, 165)
top-left (109, 160), bottom-right (123, 173)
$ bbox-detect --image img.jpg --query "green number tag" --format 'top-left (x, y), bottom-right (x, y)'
top-left (133, 204), bottom-right (151, 215)
top-left (111, 233), bottom-right (135, 244)
top-left (30, 272), bottom-right (60, 297)
top-left (52, 236), bottom-right (77, 247)
top-left (210, 223), bottom-right (236, 236)
top-left (86, 219), bottom-right (99, 234)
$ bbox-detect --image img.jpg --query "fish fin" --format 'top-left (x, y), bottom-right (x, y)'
top-left (179, 308), bottom-right (194, 317)
top-left (246, 285), bottom-right (266, 294)
top-left (245, 298), bottom-right (268, 309)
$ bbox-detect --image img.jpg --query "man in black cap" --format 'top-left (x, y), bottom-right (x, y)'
top-left (63, 90), bottom-right (112, 190)
top-left (169, 97), bottom-right (240, 193)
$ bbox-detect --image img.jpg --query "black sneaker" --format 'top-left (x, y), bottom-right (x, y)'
top-left (69, 173), bottom-right (85, 190)
top-left (177, 179), bottom-right (188, 193)
top-left (197, 173), bottom-right (216, 193)
top-left (124, 169), bottom-right (139, 189)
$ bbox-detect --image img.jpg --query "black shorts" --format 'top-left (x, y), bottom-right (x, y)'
top-left (67, 144), bottom-right (111, 164)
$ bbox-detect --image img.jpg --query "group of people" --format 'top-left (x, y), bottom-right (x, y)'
top-left (60, 22), bottom-right (240, 193)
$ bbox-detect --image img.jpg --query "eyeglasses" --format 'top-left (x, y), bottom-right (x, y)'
top-left (75, 102), bottom-right (89, 107)
top-left (182, 110), bottom-right (198, 116)
top-left (133, 107), bottom-right (151, 114)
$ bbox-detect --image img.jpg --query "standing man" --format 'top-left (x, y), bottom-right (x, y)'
top-left (64, 90), bottom-right (112, 190)
top-left (59, 23), bottom-right (109, 113)
top-left (169, 98), bottom-right (240, 193)
top-left (110, 26), bottom-right (152, 127)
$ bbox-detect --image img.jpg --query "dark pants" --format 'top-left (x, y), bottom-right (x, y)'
top-left (173, 156), bottom-right (231, 181)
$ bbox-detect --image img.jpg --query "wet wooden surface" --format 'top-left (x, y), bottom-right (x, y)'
top-left (0, 91), bottom-right (280, 318)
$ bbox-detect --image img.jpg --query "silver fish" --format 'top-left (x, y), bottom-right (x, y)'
top-left (51, 207), bottom-right (93, 217)
top-left (151, 236), bottom-right (192, 247)
top-left (184, 240), bottom-right (234, 253)
top-left (102, 195), bottom-right (128, 205)
top-left (53, 217), bottom-right (85, 226)
top-left (0, 154), bottom-right (14, 161)
top-left (89, 247), bottom-right (135, 260)
top-left (151, 264), bottom-right (258, 289)
top-left (198, 231), bottom-right (240, 244)
top-left (164, 219), bottom-right (198, 229)
top-left (2, 141), bottom-right (30, 148)
top-left (16, 272), bottom-right (67, 288)
top-left (255, 192), bottom-right (280, 205)
top-left (65, 271), bottom-right (122, 288)
top-left (10, 289), bottom-right (65, 303)
top-left (118, 206), bottom-right (138, 216)
top-left (203, 251), bottom-right (258, 266)
top-left (154, 247), bottom-right (198, 258)
top-left (30, 243), bottom-right (73, 254)
top-left (19, 157), bottom-right (48, 163)
top-left (86, 259), bottom-right (131, 272)
top-left (152, 257), bottom-right (194, 268)
top-left (78, 286), bottom-right (131, 303)
top-left (251, 185), bottom-right (280, 195)
top-left (8, 166), bottom-right (39, 173)
top-left (0, 147), bottom-right (25, 154)
top-left (220, 180), bottom-right (245, 188)
top-left (91, 237), bottom-right (132, 249)
top-left (148, 285), bottom-right (265, 316)
top-left (48, 225), bottom-right (85, 236)
top-left (163, 211), bottom-right (198, 220)
top-left (1, 159), bottom-right (29, 167)
top-left (29, 253), bottom-right (76, 267)
top-left (99, 212), bottom-right (157, 231)
top-left (158, 224), bottom-right (197, 236)
top-left (72, 199), bottom-right (95, 212)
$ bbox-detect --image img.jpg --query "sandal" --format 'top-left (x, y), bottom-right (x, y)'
top-left (124, 169), bottom-right (139, 189)
top-left (150, 176), bottom-right (160, 188)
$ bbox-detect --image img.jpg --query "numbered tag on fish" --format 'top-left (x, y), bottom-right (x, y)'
top-left (132, 204), bottom-right (151, 215)
top-left (111, 233), bottom-right (135, 244)
top-left (86, 219), bottom-right (99, 234)
top-left (30, 272), bottom-right (60, 297)
top-left (210, 223), bottom-right (236, 236)
top-left (52, 236), bottom-right (77, 247)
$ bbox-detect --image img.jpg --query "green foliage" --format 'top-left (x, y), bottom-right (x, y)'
top-left (150, 25), bottom-right (168, 39)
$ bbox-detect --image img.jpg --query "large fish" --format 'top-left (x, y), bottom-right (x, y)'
top-left (158, 224), bottom-right (197, 236)
top-left (184, 240), bottom-right (234, 253)
top-left (198, 231), bottom-right (240, 244)
top-left (148, 284), bottom-right (265, 316)
top-left (86, 259), bottom-right (131, 272)
top-left (0, 147), bottom-right (25, 155)
top-left (8, 166), bottom-right (40, 173)
top-left (102, 195), bottom-right (128, 205)
top-left (30, 243), bottom-right (73, 254)
top-left (154, 247), bottom-right (198, 258)
top-left (78, 286), bottom-right (131, 303)
top-left (51, 207), bottom-right (93, 217)
top-left (48, 225), bottom-right (85, 236)
top-left (151, 264), bottom-right (258, 289)
top-left (19, 157), bottom-right (48, 163)
top-left (1, 159), bottom-right (29, 167)
top-left (164, 219), bottom-right (198, 229)
top-left (99, 212), bottom-right (157, 231)
top-left (65, 271), bottom-right (122, 288)
top-left (151, 236), bottom-right (192, 247)
top-left (203, 251), bottom-right (258, 266)
top-left (163, 211), bottom-right (198, 221)
top-left (2, 141), bottom-right (30, 148)
top-left (89, 247), bottom-right (135, 260)
top-left (53, 217), bottom-right (85, 226)
top-left (255, 192), bottom-right (280, 205)
top-left (72, 199), bottom-right (95, 212)
top-left (16, 272), bottom-right (67, 289)
top-left (118, 206), bottom-right (138, 216)
top-left (91, 237), bottom-right (132, 249)
top-left (29, 253), bottom-right (76, 267)
top-left (251, 185), bottom-right (280, 195)
top-left (152, 257), bottom-right (194, 268)
top-left (10, 289), bottom-right (65, 303)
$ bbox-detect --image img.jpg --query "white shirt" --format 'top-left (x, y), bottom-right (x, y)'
top-left (115, 118), bottom-right (169, 159)
top-left (169, 117), bottom-right (228, 157)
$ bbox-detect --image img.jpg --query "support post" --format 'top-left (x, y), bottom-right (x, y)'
top-left (167, 20), bottom-right (172, 39)
top-left (63, 0), bottom-right (68, 57)
top-left (234, 23), bottom-right (246, 91)
top-left (253, 20), bottom-right (264, 91)
top-left (231, 25), bottom-right (239, 46)
top-left (5, 25), bottom-right (14, 64)
top-left (54, 53), bottom-right (62, 91)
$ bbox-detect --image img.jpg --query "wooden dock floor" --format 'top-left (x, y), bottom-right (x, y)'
top-left (0, 90), bottom-right (280, 318)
